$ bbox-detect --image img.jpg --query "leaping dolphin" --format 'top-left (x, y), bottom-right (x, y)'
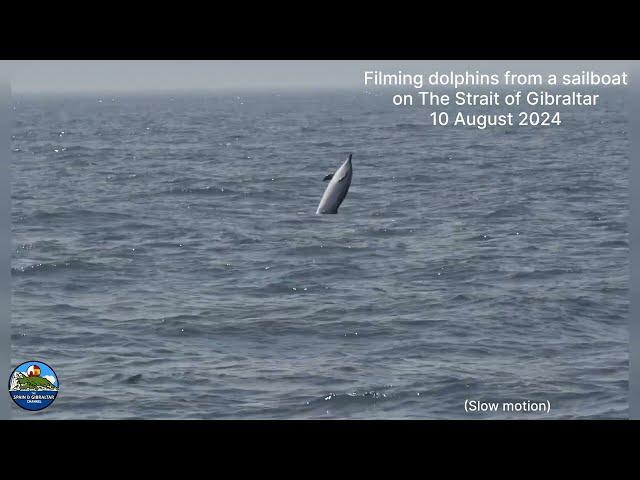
top-left (316, 153), bottom-right (353, 214)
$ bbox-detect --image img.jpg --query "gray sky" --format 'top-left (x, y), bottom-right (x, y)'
top-left (0, 60), bottom-right (633, 93)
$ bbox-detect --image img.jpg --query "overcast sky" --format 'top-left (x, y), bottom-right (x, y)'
top-left (0, 60), bottom-right (633, 93)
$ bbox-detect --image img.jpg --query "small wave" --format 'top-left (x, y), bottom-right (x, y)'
top-left (160, 176), bottom-right (199, 186)
top-left (393, 123), bottom-right (430, 130)
top-left (601, 221), bottom-right (628, 233)
top-left (225, 233), bottom-right (262, 245)
top-left (598, 240), bottom-right (628, 248)
top-left (224, 134), bottom-right (248, 140)
top-left (12, 259), bottom-right (103, 275)
top-left (124, 374), bottom-right (143, 384)
top-left (257, 282), bottom-right (315, 295)
top-left (166, 186), bottom-right (232, 196)
top-left (56, 145), bottom-right (95, 154)
top-left (306, 389), bottom-right (391, 409)
top-left (407, 174), bottom-right (436, 184)
top-left (465, 144), bottom-right (494, 150)
top-left (485, 204), bottom-right (530, 219)
top-left (450, 293), bottom-right (472, 302)
top-left (509, 267), bottom-right (582, 280)
top-left (367, 227), bottom-right (413, 237)
top-left (284, 244), bottom-right (366, 256)
top-left (25, 209), bottom-right (132, 223)
top-left (467, 234), bottom-right (492, 241)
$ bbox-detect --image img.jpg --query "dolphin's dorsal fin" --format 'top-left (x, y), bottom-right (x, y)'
top-left (323, 173), bottom-right (334, 181)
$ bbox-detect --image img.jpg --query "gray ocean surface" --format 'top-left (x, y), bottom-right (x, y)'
top-left (10, 90), bottom-right (629, 419)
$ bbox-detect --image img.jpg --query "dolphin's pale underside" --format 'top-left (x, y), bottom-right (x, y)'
top-left (316, 154), bottom-right (353, 214)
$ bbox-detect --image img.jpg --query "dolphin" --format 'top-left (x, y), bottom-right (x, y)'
top-left (316, 153), bottom-right (353, 214)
